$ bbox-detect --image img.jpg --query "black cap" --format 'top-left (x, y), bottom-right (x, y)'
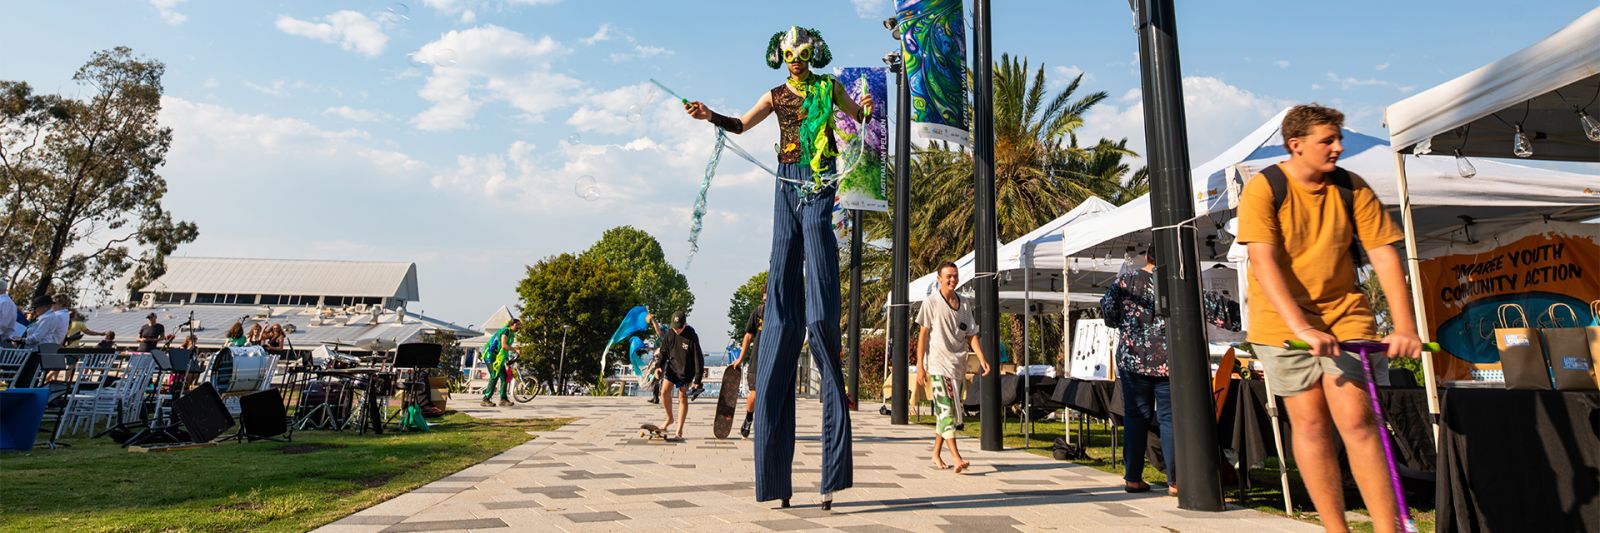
top-left (670, 311), bottom-right (686, 329)
top-left (30, 295), bottom-right (54, 309)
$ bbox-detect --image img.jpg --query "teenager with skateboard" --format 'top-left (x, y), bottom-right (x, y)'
top-left (728, 292), bottom-right (766, 438)
top-left (685, 25), bottom-right (870, 509)
top-left (916, 262), bottom-right (991, 474)
top-left (651, 311), bottom-right (703, 441)
top-left (1238, 104), bottom-right (1423, 533)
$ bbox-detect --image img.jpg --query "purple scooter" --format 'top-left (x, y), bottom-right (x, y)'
top-left (1284, 339), bottom-right (1438, 533)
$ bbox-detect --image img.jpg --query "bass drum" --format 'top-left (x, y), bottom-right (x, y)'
top-left (211, 346), bottom-right (273, 393)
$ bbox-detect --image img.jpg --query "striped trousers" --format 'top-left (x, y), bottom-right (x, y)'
top-left (753, 163), bottom-right (854, 502)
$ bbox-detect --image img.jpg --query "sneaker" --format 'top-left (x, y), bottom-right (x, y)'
top-left (740, 417), bottom-right (753, 438)
top-left (480, 399), bottom-right (495, 407)
top-left (499, 399), bottom-right (513, 407)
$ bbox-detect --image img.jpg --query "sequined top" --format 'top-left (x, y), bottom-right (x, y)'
top-left (769, 85), bottom-right (835, 164)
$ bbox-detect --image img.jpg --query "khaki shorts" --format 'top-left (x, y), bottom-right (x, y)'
top-left (1251, 343), bottom-right (1389, 397)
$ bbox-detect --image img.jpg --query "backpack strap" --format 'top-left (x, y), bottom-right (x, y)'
top-left (1258, 164), bottom-right (1366, 267)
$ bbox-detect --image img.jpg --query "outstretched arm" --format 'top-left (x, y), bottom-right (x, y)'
top-left (831, 81), bottom-right (871, 122)
top-left (686, 91), bottom-right (773, 134)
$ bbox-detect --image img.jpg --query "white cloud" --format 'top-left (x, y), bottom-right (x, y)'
top-left (459, 10), bottom-right (476, 24)
top-left (1076, 76), bottom-right (1293, 164)
top-left (1325, 71), bottom-right (1410, 92)
top-left (409, 25), bottom-right (576, 131)
top-left (610, 45), bottom-right (672, 63)
top-left (149, 0), bottom-right (186, 25)
top-left (851, 0), bottom-right (889, 19)
top-left (581, 24), bottom-right (615, 45)
top-left (1375, 62), bottom-right (1390, 71)
top-left (275, 10), bottom-right (389, 57)
top-left (324, 106), bottom-right (394, 123)
top-left (201, 76), bottom-right (219, 89)
top-left (161, 97), bottom-right (424, 171)
top-left (1274, 60), bottom-right (1290, 69)
top-left (243, 79), bottom-right (343, 98)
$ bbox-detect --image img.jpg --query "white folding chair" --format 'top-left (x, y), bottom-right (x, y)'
top-left (87, 356), bottom-right (157, 432)
top-left (57, 353), bottom-right (118, 437)
top-left (0, 347), bottom-right (33, 386)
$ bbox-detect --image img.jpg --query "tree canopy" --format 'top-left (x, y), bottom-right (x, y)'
top-left (514, 252), bottom-right (632, 386)
top-left (1, 47), bottom-right (198, 304)
top-left (580, 226), bottom-right (694, 318)
top-left (726, 271), bottom-right (768, 341)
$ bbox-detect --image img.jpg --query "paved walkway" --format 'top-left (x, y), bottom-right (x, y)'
top-left (315, 395), bottom-right (1318, 532)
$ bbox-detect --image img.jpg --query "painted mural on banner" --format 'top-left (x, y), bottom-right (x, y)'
top-left (832, 66), bottom-right (889, 211)
top-left (1418, 220), bottom-right (1599, 379)
top-left (896, 0), bottom-right (969, 146)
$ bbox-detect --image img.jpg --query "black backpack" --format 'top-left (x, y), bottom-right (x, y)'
top-left (1257, 164), bottom-right (1367, 270)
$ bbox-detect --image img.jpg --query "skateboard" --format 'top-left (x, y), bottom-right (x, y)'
top-left (712, 365), bottom-right (744, 439)
top-left (1211, 346), bottom-right (1239, 422)
top-left (639, 423), bottom-right (667, 441)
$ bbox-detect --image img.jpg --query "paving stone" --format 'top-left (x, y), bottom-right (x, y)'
top-left (336, 515), bottom-right (408, 525)
top-left (480, 500), bottom-right (539, 510)
top-left (656, 499), bottom-right (699, 509)
top-left (750, 518), bottom-right (824, 531)
top-left (378, 518), bottom-right (507, 532)
top-left (562, 511), bottom-right (629, 523)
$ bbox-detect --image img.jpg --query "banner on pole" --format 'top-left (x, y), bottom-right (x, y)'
top-left (1418, 220), bottom-right (1598, 378)
top-left (832, 66), bottom-right (889, 211)
top-left (896, 0), bottom-right (969, 146)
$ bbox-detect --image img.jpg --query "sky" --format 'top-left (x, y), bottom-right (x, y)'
top-left (4, 0), bottom-right (1596, 351)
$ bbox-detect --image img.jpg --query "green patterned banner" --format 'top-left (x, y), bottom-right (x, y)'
top-left (897, 0), bottom-right (969, 146)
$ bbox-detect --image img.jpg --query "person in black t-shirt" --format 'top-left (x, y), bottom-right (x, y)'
top-left (652, 311), bottom-right (703, 440)
top-left (137, 313), bottom-right (166, 352)
top-left (728, 291), bottom-right (766, 438)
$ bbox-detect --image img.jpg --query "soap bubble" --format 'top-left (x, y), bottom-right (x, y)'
top-left (433, 48), bottom-right (457, 66)
top-left (378, 3), bottom-right (410, 26)
top-left (565, 132), bottom-right (583, 145)
top-left (575, 175), bottom-right (600, 201)
top-left (626, 104), bottom-right (643, 123)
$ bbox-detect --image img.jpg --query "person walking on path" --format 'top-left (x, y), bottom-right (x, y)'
top-left (915, 262), bottom-right (991, 474)
top-left (481, 318), bottom-right (521, 407)
top-left (685, 24), bottom-right (870, 507)
top-left (652, 311), bottom-right (704, 440)
top-left (1237, 104), bottom-right (1422, 533)
top-left (729, 291), bottom-right (766, 438)
top-left (1100, 250), bottom-right (1177, 494)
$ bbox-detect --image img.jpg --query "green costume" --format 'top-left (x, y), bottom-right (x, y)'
top-left (482, 325), bottom-right (516, 401)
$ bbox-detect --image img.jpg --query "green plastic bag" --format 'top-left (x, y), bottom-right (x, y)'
top-left (401, 405), bottom-right (430, 431)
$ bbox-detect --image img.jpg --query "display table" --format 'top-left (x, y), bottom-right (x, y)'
top-left (1437, 388), bottom-right (1600, 532)
top-left (0, 388), bottom-right (51, 451)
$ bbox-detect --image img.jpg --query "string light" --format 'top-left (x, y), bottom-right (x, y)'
top-left (1512, 124), bottom-right (1533, 158)
top-left (1454, 149), bottom-right (1476, 179)
top-left (1578, 109), bottom-right (1600, 142)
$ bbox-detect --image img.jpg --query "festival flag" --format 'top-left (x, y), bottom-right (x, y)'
top-left (833, 66), bottom-right (889, 211)
top-left (607, 305), bottom-right (651, 347)
top-left (897, 0), bottom-right (969, 146)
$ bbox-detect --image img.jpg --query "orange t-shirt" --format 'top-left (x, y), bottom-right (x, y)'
top-left (1236, 163), bottom-right (1404, 345)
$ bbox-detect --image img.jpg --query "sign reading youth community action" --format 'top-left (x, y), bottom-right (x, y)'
top-left (832, 67), bottom-right (889, 211)
top-left (1418, 220), bottom-right (1599, 379)
top-left (897, 0), bottom-right (969, 146)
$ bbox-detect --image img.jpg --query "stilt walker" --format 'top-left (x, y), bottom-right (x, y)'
top-left (683, 26), bottom-right (871, 508)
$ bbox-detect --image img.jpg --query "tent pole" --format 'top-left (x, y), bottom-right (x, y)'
top-left (1024, 261), bottom-right (1032, 450)
top-left (1393, 151), bottom-right (1441, 441)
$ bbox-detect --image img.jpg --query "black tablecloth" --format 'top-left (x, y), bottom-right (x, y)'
top-left (1437, 388), bottom-right (1600, 533)
top-left (1215, 379), bottom-right (1434, 476)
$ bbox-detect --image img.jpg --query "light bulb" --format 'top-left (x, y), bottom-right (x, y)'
top-left (1579, 110), bottom-right (1600, 142)
top-left (1512, 124), bottom-right (1533, 158)
top-left (1454, 149), bottom-right (1476, 179)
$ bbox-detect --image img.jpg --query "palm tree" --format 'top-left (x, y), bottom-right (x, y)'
top-left (847, 54), bottom-right (1146, 354)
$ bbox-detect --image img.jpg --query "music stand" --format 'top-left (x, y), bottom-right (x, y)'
top-left (387, 343), bottom-right (442, 432)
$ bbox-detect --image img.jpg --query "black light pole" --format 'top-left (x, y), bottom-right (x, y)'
top-left (884, 19), bottom-right (911, 425)
top-left (847, 209), bottom-right (862, 409)
top-left (972, 0), bottom-right (1002, 452)
top-left (1133, 0), bottom-right (1223, 510)
top-left (558, 325), bottom-right (570, 395)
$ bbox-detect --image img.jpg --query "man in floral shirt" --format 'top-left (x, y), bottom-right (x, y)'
top-left (1099, 250), bottom-right (1175, 495)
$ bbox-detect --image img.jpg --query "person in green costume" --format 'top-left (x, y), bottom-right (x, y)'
top-left (481, 318), bottom-right (522, 407)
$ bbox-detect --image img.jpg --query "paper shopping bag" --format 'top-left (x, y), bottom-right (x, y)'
top-left (1538, 303), bottom-right (1597, 391)
top-left (1586, 301), bottom-right (1600, 390)
top-left (1496, 304), bottom-right (1551, 390)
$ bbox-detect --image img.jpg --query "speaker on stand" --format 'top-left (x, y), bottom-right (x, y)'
top-left (172, 383), bottom-right (235, 443)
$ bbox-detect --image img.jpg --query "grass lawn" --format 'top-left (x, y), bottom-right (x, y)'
top-left (0, 412), bottom-right (568, 533)
top-left (903, 405), bottom-right (1435, 533)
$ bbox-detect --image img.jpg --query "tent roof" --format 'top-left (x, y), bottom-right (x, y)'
top-left (1384, 7), bottom-right (1600, 162)
top-left (141, 257), bottom-right (420, 301)
top-left (905, 197), bottom-right (1115, 301)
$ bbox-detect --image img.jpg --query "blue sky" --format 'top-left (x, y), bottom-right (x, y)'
top-left (5, 0), bottom-right (1595, 349)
